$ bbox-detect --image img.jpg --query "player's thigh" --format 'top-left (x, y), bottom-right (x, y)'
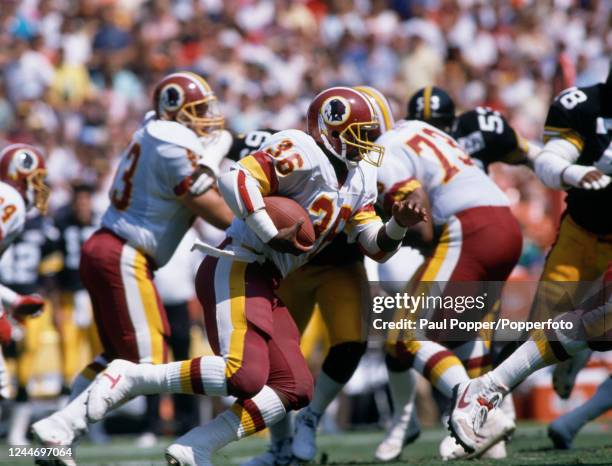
top-left (196, 251), bottom-right (276, 394)
top-left (276, 265), bottom-right (318, 333)
top-left (541, 215), bottom-right (601, 281)
top-left (316, 262), bottom-right (368, 345)
top-left (80, 232), bottom-right (169, 364)
top-left (532, 216), bottom-right (603, 320)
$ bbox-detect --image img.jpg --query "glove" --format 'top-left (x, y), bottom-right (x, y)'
top-left (12, 294), bottom-right (45, 320)
top-left (0, 315), bottom-right (11, 345)
top-left (189, 166), bottom-right (216, 196)
top-left (189, 129), bottom-right (234, 196)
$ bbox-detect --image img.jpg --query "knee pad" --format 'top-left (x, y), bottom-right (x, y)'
top-left (322, 341), bottom-right (366, 384)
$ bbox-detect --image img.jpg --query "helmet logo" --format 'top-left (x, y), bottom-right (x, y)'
top-left (14, 149), bottom-right (38, 173)
top-left (160, 83), bottom-right (185, 113)
top-left (322, 97), bottom-right (350, 126)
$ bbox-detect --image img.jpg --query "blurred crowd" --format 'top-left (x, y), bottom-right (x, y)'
top-left (1, 0), bottom-right (611, 274)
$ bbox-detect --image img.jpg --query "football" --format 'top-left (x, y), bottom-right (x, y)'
top-left (263, 196), bottom-right (316, 247)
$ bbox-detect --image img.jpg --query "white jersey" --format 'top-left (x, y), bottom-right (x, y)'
top-left (0, 182), bottom-right (26, 256)
top-left (102, 115), bottom-right (207, 267)
top-left (376, 120), bottom-right (508, 225)
top-left (227, 129), bottom-right (382, 276)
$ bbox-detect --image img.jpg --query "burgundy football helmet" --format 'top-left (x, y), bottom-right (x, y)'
top-left (307, 87), bottom-right (384, 167)
top-left (153, 71), bottom-right (224, 136)
top-left (0, 144), bottom-right (49, 214)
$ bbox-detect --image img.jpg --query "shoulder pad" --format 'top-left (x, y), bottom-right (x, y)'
top-left (145, 119), bottom-right (206, 158)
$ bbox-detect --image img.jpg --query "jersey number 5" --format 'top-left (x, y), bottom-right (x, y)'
top-left (111, 143), bottom-right (141, 211)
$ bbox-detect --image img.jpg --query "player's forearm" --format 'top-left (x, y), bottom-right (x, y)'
top-left (534, 138), bottom-right (580, 189)
top-left (358, 218), bottom-right (407, 262)
top-left (182, 188), bottom-right (234, 230)
top-left (217, 170), bottom-right (278, 242)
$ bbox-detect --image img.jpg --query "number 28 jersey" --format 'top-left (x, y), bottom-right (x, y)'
top-left (376, 120), bottom-right (509, 225)
top-left (543, 84), bottom-right (612, 234)
top-left (227, 129), bottom-right (382, 277)
top-left (101, 115), bottom-right (204, 267)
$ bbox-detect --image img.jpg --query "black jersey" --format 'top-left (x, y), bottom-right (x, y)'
top-left (54, 205), bottom-right (97, 292)
top-left (228, 129), bottom-right (276, 161)
top-left (543, 84), bottom-right (612, 234)
top-left (0, 214), bottom-right (60, 295)
top-left (452, 107), bottom-right (527, 171)
top-left (230, 129), bottom-right (363, 266)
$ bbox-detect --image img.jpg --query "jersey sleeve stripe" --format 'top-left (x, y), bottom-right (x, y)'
top-left (351, 203), bottom-right (380, 226)
top-left (173, 176), bottom-right (191, 196)
top-left (237, 170), bottom-right (255, 214)
top-left (543, 126), bottom-right (584, 151)
top-left (383, 178), bottom-right (422, 214)
top-left (239, 152), bottom-right (278, 195)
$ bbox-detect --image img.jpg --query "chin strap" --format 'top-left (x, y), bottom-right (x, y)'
top-left (321, 133), bottom-right (357, 168)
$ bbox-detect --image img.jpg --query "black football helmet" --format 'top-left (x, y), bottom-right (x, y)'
top-left (407, 86), bottom-right (456, 133)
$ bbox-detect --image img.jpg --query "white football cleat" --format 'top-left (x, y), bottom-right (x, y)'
top-left (439, 435), bottom-right (507, 461)
top-left (31, 415), bottom-right (78, 466)
top-left (448, 374), bottom-right (513, 455)
top-left (375, 406), bottom-right (420, 462)
top-left (552, 349), bottom-right (591, 399)
top-left (87, 359), bottom-right (139, 422)
top-left (292, 407), bottom-right (321, 462)
top-left (241, 438), bottom-right (294, 466)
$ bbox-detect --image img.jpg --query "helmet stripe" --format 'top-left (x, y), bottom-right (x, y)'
top-left (355, 86), bottom-right (393, 132)
top-left (423, 86), bottom-right (432, 120)
top-left (166, 71), bottom-right (211, 95)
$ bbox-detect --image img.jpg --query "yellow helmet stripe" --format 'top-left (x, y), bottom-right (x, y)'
top-left (355, 86), bottom-right (393, 132)
top-left (183, 71), bottom-right (212, 94)
top-left (423, 86), bottom-right (432, 120)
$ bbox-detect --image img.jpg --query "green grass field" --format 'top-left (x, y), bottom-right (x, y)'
top-left (2, 422), bottom-right (611, 465)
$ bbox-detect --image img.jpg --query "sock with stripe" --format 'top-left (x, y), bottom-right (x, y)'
top-left (453, 339), bottom-right (492, 378)
top-left (491, 329), bottom-right (587, 389)
top-left (171, 386), bottom-right (286, 462)
top-left (70, 355), bottom-right (108, 400)
top-left (129, 356), bottom-right (228, 395)
top-left (408, 340), bottom-right (468, 398)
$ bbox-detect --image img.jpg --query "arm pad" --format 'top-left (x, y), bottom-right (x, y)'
top-left (534, 138), bottom-right (580, 190)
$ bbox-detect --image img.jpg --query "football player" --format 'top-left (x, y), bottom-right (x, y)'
top-left (83, 86), bottom-right (432, 466)
top-left (518, 63), bottom-right (612, 446)
top-left (407, 86), bottom-right (540, 172)
top-left (52, 183), bottom-right (101, 394)
top-left (448, 261), bottom-right (612, 454)
top-left (0, 209), bottom-right (59, 446)
top-left (0, 144), bottom-right (49, 442)
top-left (31, 71), bottom-right (234, 461)
top-left (243, 87), bottom-right (395, 466)
top-left (374, 89), bottom-right (523, 460)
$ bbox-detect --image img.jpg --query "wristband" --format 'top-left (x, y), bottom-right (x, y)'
top-left (246, 209), bottom-right (279, 243)
top-left (385, 216), bottom-right (408, 241)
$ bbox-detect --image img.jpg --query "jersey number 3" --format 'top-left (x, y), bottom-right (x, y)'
top-left (111, 143), bottom-right (141, 211)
